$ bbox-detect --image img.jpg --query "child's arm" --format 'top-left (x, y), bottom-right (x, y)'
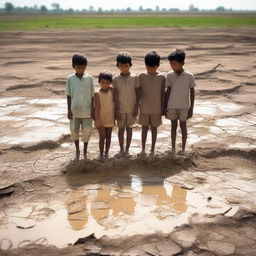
top-left (91, 96), bottom-right (95, 120)
top-left (188, 88), bottom-right (195, 119)
top-left (113, 87), bottom-right (120, 119)
top-left (94, 93), bottom-right (101, 127)
top-left (161, 81), bottom-right (165, 115)
top-left (133, 87), bottom-right (140, 117)
top-left (164, 87), bottom-right (171, 115)
top-left (134, 75), bottom-right (141, 117)
top-left (67, 95), bottom-right (72, 119)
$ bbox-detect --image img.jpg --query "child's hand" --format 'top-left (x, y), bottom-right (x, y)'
top-left (188, 107), bottom-right (193, 119)
top-left (95, 120), bottom-right (101, 128)
top-left (133, 108), bottom-right (138, 117)
top-left (91, 110), bottom-right (95, 120)
top-left (67, 111), bottom-right (73, 120)
top-left (115, 111), bottom-right (121, 120)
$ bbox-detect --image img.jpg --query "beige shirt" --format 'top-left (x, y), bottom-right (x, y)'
top-left (166, 70), bottom-right (196, 109)
top-left (112, 73), bottom-right (139, 114)
top-left (138, 72), bottom-right (165, 115)
top-left (98, 89), bottom-right (115, 127)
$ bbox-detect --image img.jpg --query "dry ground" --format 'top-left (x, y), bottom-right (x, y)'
top-left (0, 27), bottom-right (256, 256)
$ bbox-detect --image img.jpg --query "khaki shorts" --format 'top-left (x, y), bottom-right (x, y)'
top-left (166, 109), bottom-right (189, 121)
top-left (70, 118), bottom-right (92, 142)
top-left (139, 113), bottom-right (162, 127)
top-left (117, 113), bottom-right (136, 128)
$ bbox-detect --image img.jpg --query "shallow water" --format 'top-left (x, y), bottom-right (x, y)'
top-left (0, 174), bottom-right (230, 249)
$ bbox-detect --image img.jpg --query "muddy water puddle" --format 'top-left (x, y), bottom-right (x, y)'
top-left (0, 174), bottom-right (228, 249)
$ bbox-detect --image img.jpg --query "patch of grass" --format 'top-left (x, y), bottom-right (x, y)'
top-left (0, 14), bottom-right (256, 30)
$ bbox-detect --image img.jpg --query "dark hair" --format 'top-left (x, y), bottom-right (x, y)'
top-left (144, 51), bottom-right (160, 67)
top-left (72, 53), bottom-right (87, 66)
top-left (168, 49), bottom-right (185, 63)
top-left (98, 71), bottom-right (112, 83)
top-left (116, 52), bottom-right (132, 66)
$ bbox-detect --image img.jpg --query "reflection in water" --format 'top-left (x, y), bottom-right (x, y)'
top-left (66, 175), bottom-right (188, 232)
top-left (0, 175), bottom-right (200, 249)
top-left (66, 189), bottom-right (88, 231)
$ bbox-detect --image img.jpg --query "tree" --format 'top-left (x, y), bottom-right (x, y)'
top-left (68, 8), bottom-right (74, 13)
top-left (5, 2), bottom-right (14, 13)
top-left (189, 4), bottom-right (199, 11)
top-left (51, 2), bottom-right (60, 10)
top-left (40, 5), bottom-right (48, 13)
top-left (216, 6), bottom-right (226, 12)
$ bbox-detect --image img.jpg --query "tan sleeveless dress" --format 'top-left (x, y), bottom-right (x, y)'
top-left (98, 89), bottom-right (115, 127)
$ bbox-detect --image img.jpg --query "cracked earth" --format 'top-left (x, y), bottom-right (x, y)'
top-left (0, 27), bottom-right (255, 256)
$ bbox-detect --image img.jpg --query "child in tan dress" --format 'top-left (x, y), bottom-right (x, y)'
top-left (95, 71), bottom-right (118, 161)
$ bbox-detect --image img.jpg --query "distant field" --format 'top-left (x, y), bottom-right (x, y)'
top-left (0, 14), bottom-right (256, 30)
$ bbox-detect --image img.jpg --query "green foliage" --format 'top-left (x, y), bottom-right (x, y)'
top-left (0, 14), bottom-right (255, 30)
top-left (5, 2), bottom-right (14, 13)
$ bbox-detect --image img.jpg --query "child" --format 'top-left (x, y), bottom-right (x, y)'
top-left (95, 71), bottom-right (118, 161)
top-left (165, 49), bottom-right (196, 154)
top-left (138, 51), bottom-right (165, 156)
top-left (112, 52), bottom-right (139, 157)
top-left (65, 53), bottom-right (94, 161)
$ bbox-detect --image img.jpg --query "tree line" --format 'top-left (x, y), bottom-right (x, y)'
top-left (1, 2), bottom-right (247, 14)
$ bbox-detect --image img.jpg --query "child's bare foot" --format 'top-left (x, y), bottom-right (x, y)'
top-left (124, 150), bottom-right (131, 158)
top-left (104, 153), bottom-right (109, 161)
top-left (137, 150), bottom-right (146, 157)
top-left (115, 151), bottom-right (124, 158)
top-left (178, 150), bottom-right (186, 155)
top-left (74, 150), bottom-right (80, 161)
top-left (83, 152), bottom-right (88, 162)
top-left (97, 155), bottom-right (105, 162)
top-left (150, 150), bottom-right (155, 157)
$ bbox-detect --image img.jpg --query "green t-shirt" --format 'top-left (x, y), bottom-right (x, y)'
top-left (65, 73), bottom-right (94, 118)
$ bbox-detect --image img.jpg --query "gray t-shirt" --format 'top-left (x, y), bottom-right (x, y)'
top-left (166, 70), bottom-right (196, 109)
top-left (138, 72), bottom-right (165, 115)
top-left (65, 73), bottom-right (94, 118)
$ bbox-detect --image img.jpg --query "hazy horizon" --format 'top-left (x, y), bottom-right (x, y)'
top-left (1, 0), bottom-right (256, 11)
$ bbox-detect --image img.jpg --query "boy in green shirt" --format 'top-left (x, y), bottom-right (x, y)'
top-left (65, 53), bottom-right (95, 161)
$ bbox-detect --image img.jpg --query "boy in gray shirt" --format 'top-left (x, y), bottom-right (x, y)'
top-left (138, 51), bottom-right (165, 156)
top-left (165, 49), bottom-right (196, 154)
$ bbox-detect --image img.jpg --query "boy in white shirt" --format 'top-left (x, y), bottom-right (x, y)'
top-left (65, 53), bottom-right (94, 160)
top-left (165, 49), bottom-right (196, 154)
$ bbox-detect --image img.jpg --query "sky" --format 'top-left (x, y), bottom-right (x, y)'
top-left (0, 0), bottom-right (256, 10)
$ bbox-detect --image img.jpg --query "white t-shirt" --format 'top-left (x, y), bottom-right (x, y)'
top-left (166, 70), bottom-right (196, 109)
top-left (65, 73), bottom-right (94, 118)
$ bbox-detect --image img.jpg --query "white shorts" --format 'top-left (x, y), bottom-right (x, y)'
top-left (166, 109), bottom-right (189, 122)
top-left (70, 118), bottom-right (92, 142)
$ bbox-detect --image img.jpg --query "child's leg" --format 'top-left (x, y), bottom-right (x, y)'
top-left (171, 119), bottom-right (178, 151)
top-left (126, 127), bottom-right (132, 153)
top-left (179, 121), bottom-right (187, 151)
top-left (97, 127), bottom-right (106, 158)
top-left (81, 118), bottom-right (92, 159)
top-left (70, 118), bottom-right (81, 159)
top-left (83, 142), bottom-right (88, 159)
top-left (141, 125), bottom-right (149, 152)
top-left (105, 127), bottom-right (113, 157)
top-left (150, 126), bottom-right (157, 153)
top-left (118, 127), bottom-right (125, 153)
